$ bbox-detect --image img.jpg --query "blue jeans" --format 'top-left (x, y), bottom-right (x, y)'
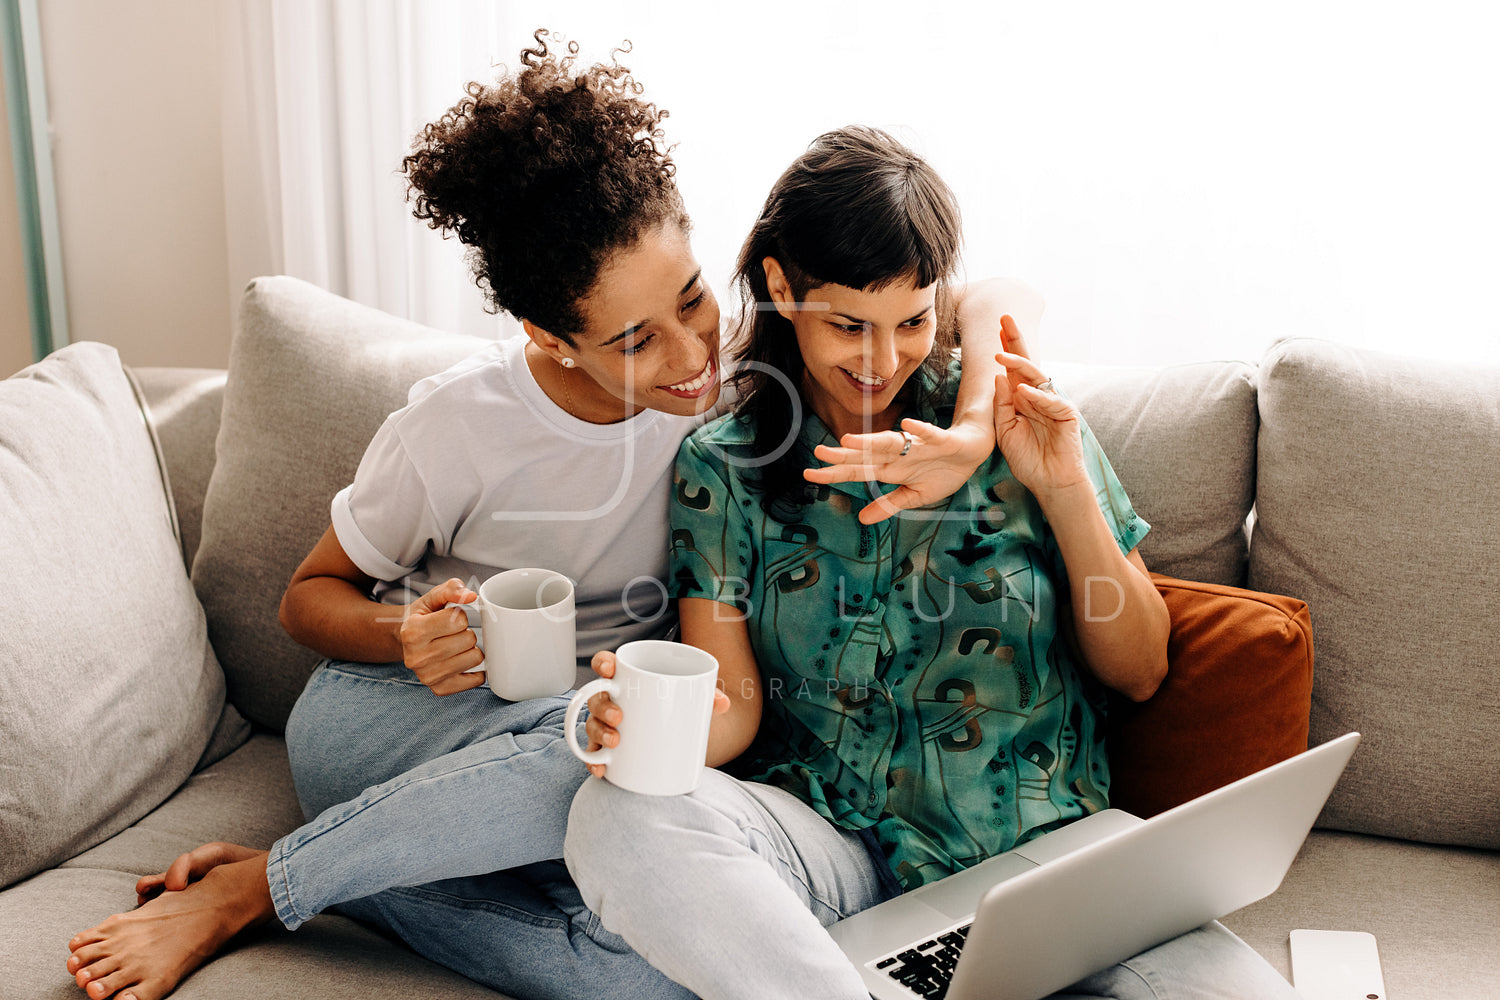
top-left (274, 659), bottom-right (691, 1000)
top-left (565, 769), bottom-right (1302, 1000)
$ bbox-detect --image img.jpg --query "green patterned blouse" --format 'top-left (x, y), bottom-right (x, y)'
top-left (669, 368), bottom-right (1149, 889)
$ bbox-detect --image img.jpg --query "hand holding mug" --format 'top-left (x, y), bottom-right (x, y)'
top-left (566, 641), bottom-right (725, 795)
top-left (398, 578), bottom-right (485, 696)
top-left (582, 650), bottom-right (624, 778)
top-left (581, 650), bottom-right (732, 780)
top-left (397, 569), bottom-right (577, 701)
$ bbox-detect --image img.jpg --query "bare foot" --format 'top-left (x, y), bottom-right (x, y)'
top-left (65, 849), bottom-right (274, 1000)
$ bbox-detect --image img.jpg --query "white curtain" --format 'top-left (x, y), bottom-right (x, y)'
top-left (221, 0), bottom-right (1500, 366)
top-left (221, 0), bottom-right (522, 339)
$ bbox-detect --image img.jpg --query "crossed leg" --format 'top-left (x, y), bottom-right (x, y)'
top-left (63, 660), bottom-right (589, 999)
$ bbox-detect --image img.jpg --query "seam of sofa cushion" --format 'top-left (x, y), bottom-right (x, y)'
top-left (1152, 576), bottom-right (1301, 614)
top-left (122, 362), bottom-right (184, 557)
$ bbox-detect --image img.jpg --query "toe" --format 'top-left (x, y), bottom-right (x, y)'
top-left (68, 941), bottom-right (112, 972)
top-left (75, 952), bottom-right (121, 989)
top-left (86, 969), bottom-right (140, 1000)
top-left (118, 985), bottom-right (162, 1000)
top-left (113, 977), bottom-right (166, 1000)
top-left (69, 927), bottom-right (107, 950)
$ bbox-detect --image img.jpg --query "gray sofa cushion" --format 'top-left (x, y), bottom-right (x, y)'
top-left (0, 343), bottom-right (228, 889)
top-left (192, 277), bottom-right (489, 731)
top-left (62, 734), bottom-right (304, 877)
top-left (4, 734), bottom-right (509, 999)
top-left (1053, 360), bottom-right (1258, 586)
top-left (1251, 337), bottom-right (1500, 848)
top-left (1223, 830), bottom-right (1500, 1000)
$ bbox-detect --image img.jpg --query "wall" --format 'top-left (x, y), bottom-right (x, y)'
top-left (1, 51), bottom-right (32, 378)
top-left (35, 0), bottom-right (231, 369)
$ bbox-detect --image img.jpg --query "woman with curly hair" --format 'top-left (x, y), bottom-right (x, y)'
top-left (62, 33), bottom-right (1033, 1000)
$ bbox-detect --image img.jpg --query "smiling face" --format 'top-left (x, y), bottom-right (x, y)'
top-left (532, 223), bottom-right (723, 421)
top-left (764, 258), bottom-right (938, 440)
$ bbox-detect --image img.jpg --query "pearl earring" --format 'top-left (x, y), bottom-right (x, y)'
top-left (561, 358), bottom-right (576, 368)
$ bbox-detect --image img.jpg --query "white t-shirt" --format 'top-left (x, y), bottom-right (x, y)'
top-left (331, 335), bottom-right (723, 685)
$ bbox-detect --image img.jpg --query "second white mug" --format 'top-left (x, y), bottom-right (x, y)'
top-left (564, 640), bottom-right (719, 796)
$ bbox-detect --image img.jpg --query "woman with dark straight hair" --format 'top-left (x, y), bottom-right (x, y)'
top-left (566, 126), bottom-right (1301, 1000)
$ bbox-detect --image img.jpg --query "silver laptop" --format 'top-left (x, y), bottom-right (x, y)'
top-left (830, 731), bottom-right (1360, 1000)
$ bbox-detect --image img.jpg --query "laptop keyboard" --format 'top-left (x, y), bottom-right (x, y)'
top-left (872, 923), bottom-right (971, 998)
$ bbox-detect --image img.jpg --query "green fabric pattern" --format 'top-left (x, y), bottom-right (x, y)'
top-left (669, 366), bottom-right (1149, 889)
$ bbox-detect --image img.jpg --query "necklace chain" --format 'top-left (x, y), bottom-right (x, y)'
top-left (560, 362), bottom-right (579, 417)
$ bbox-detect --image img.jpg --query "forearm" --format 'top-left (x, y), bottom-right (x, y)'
top-left (951, 278), bottom-right (1044, 428)
top-left (279, 575), bottom-right (406, 664)
top-left (679, 598), bottom-right (764, 767)
top-left (1035, 483), bottom-right (1168, 701)
top-left (706, 672), bottom-right (762, 768)
top-left (952, 309), bottom-right (1003, 432)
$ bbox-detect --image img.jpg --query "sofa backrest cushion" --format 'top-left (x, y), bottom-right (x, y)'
top-left (1251, 337), bottom-right (1500, 849)
top-left (192, 277), bottom-right (490, 731)
top-left (1053, 360), bottom-right (1259, 586)
top-left (1108, 574), bottom-right (1313, 818)
top-left (0, 343), bottom-right (229, 888)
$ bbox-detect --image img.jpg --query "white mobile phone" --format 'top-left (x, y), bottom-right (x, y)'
top-left (1289, 929), bottom-right (1387, 1000)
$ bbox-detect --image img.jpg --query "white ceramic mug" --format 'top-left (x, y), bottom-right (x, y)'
top-left (472, 568), bottom-right (577, 701)
top-left (564, 640), bottom-right (719, 796)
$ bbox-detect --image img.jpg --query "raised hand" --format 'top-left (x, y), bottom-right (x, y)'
top-left (992, 348), bottom-right (1089, 497)
top-left (805, 416), bottom-right (994, 524)
top-left (397, 578), bottom-right (486, 696)
top-left (806, 312), bottom-right (1036, 524)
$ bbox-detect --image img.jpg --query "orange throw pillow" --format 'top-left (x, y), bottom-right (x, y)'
top-left (1106, 573), bottom-right (1314, 818)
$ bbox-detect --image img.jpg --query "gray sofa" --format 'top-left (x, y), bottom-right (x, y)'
top-left (3, 276), bottom-right (1496, 998)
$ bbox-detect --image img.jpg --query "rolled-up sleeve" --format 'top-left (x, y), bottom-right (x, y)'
top-left (330, 420), bottom-right (449, 583)
top-left (1077, 415), bottom-right (1150, 556)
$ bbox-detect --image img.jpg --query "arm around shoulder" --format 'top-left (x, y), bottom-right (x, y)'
top-left (955, 276), bottom-right (1045, 347)
top-left (946, 276), bottom-right (1047, 468)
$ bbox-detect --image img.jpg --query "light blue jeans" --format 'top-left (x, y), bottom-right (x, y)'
top-left (274, 659), bottom-right (692, 1000)
top-left (565, 769), bottom-right (1303, 1000)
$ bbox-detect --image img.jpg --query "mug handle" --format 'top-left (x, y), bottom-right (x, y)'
top-left (454, 599), bottom-right (485, 675)
top-left (564, 678), bottom-right (615, 767)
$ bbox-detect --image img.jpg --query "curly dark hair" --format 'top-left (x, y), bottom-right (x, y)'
top-left (402, 29), bottom-right (686, 341)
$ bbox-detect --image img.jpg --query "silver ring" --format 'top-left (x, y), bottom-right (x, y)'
top-left (1035, 379), bottom-right (1055, 393)
top-left (898, 430), bottom-right (915, 456)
